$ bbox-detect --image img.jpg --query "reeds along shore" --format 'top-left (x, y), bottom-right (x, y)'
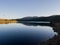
top-left (0, 19), bottom-right (17, 24)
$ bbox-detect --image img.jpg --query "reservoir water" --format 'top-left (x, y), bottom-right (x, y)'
top-left (0, 23), bottom-right (57, 45)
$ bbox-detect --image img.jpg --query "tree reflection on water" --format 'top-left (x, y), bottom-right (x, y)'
top-left (19, 22), bottom-right (60, 45)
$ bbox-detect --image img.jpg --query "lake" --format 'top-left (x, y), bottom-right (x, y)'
top-left (0, 23), bottom-right (57, 45)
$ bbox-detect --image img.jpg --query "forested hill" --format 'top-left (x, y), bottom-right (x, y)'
top-left (16, 15), bottom-right (60, 22)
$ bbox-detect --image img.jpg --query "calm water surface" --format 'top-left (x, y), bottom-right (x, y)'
top-left (0, 23), bottom-right (57, 45)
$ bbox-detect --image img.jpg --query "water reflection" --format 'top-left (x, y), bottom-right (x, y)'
top-left (19, 22), bottom-right (60, 45)
top-left (0, 22), bottom-right (59, 45)
top-left (19, 22), bottom-right (59, 34)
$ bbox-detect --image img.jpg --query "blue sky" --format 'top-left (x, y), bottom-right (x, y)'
top-left (0, 0), bottom-right (60, 19)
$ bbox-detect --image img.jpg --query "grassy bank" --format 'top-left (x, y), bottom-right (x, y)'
top-left (0, 19), bottom-right (17, 24)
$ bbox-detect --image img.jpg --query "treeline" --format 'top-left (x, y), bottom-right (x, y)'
top-left (16, 15), bottom-right (60, 22)
top-left (16, 16), bottom-right (50, 21)
top-left (50, 15), bottom-right (60, 22)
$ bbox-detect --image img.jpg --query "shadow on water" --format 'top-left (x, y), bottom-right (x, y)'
top-left (17, 22), bottom-right (60, 45)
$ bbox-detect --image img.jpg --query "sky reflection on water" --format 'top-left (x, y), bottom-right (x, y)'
top-left (0, 23), bottom-right (57, 45)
